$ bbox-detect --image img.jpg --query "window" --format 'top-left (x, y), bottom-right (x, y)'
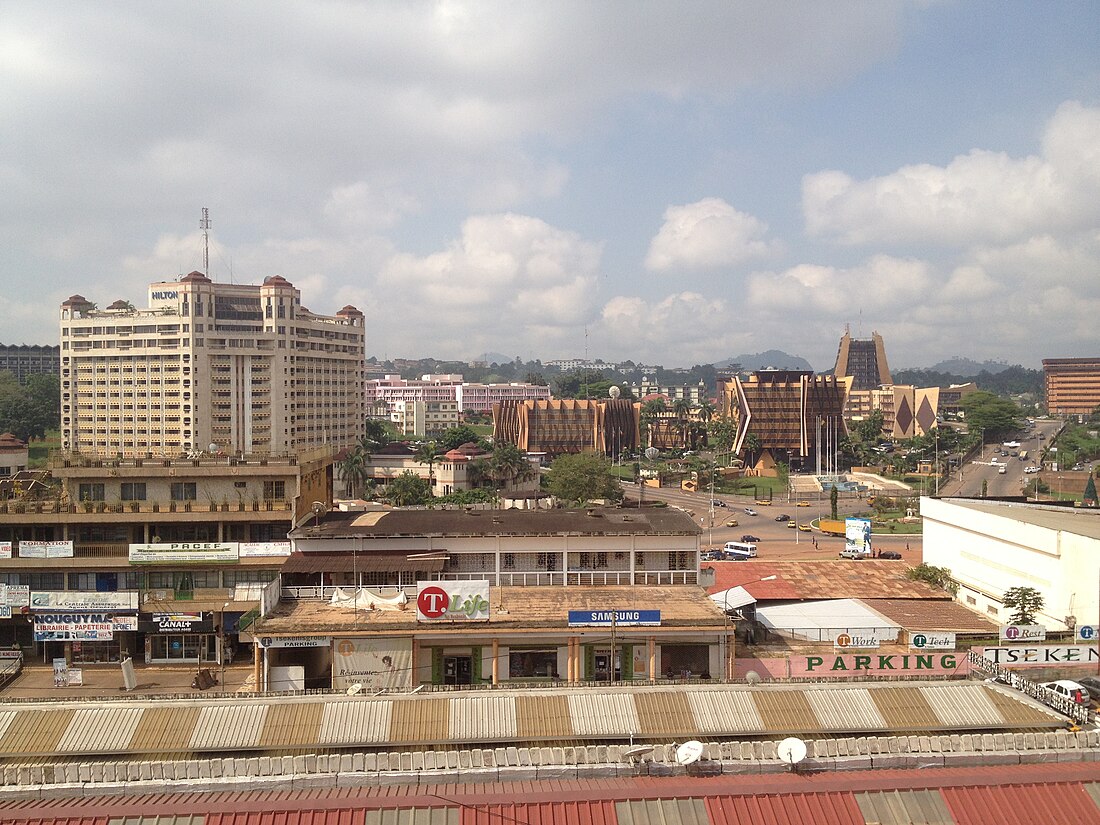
top-left (78, 483), bottom-right (105, 502)
top-left (536, 552), bottom-right (558, 571)
top-left (502, 553), bottom-right (515, 570)
top-left (263, 480), bottom-right (285, 501)
top-left (170, 482), bottom-right (197, 501)
top-left (120, 482), bottom-right (147, 501)
top-left (668, 551), bottom-right (693, 570)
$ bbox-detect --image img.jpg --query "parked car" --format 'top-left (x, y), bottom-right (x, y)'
top-left (1042, 680), bottom-right (1091, 705)
top-left (775, 514), bottom-right (791, 522)
top-left (725, 518), bottom-right (739, 527)
top-left (700, 549), bottom-right (725, 562)
top-left (744, 508), bottom-right (758, 516)
top-left (1075, 676), bottom-right (1100, 700)
top-left (878, 550), bottom-right (902, 559)
top-left (740, 534), bottom-right (760, 543)
top-left (839, 547), bottom-right (869, 560)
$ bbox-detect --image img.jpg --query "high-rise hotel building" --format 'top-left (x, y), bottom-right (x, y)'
top-left (60, 271), bottom-right (365, 457)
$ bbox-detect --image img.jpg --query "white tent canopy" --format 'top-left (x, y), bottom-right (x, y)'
top-left (709, 586), bottom-right (756, 612)
top-left (755, 598), bottom-right (900, 643)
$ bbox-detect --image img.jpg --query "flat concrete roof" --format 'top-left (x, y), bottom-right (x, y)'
top-left (292, 506), bottom-right (701, 540)
top-left (935, 497), bottom-right (1100, 541)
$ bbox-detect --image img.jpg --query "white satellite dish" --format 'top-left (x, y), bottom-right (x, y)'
top-left (675, 740), bottom-right (705, 766)
top-left (609, 385), bottom-right (621, 399)
top-left (622, 745), bottom-right (654, 763)
top-left (346, 682), bottom-right (363, 696)
top-left (777, 737), bottom-right (807, 765)
top-left (745, 670), bottom-right (762, 685)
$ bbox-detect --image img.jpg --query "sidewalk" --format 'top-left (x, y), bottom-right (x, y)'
top-left (1, 661), bottom-right (257, 701)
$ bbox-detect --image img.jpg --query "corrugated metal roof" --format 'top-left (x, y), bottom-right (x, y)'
top-left (707, 561), bottom-right (943, 601)
top-left (854, 789), bottom-right (953, 824)
top-left (616, 798), bottom-right (710, 825)
top-left (463, 802), bottom-right (617, 825)
top-left (0, 681), bottom-right (1067, 759)
top-left (112, 817), bottom-right (208, 825)
top-left (363, 810), bottom-right (456, 825)
top-left (706, 792), bottom-right (865, 824)
top-left (942, 781), bottom-right (1100, 824)
top-left (211, 813), bottom-right (365, 825)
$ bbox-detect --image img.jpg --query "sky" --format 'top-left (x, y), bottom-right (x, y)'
top-left (2, 2), bottom-right (1099, 372)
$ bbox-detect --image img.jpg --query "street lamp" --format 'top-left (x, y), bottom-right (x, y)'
top-left (721, 575), bottom-right (777, 680)
top-left (219, 600), bottom-right (230, 692)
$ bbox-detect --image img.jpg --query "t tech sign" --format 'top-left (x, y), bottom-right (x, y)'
top-left (416, 580), bottom-right (491, 622)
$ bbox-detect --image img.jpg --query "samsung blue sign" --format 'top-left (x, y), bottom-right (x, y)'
top-left (568, 610), bottom-right (661, 627)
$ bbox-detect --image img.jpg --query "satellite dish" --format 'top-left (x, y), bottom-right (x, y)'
top-left (346, 682), bottom-right (363, 696)
top-left (311, 501), bottom-right (328, 516)
top-left (408, 684), bottom-right (425, 694)
top-left (609, 385), bottom-right (621, 399)
top-left (745, 670), bottom-right (762, 685)
top-left (675, 740), bottom-right (705, 766)
top-left (208, 442), bottom-right (218, 453)
top-left (777, 737), bottom-right (807, 765)
top-left (645, 447), bottom-right (660, 461)
top-left (622, 745), bottom-right (654, 763)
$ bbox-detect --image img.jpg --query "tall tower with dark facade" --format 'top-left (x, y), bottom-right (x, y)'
top-left (833, 328), bottom-right (891, 391)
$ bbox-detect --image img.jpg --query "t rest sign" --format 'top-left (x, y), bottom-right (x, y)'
top-left (416, 581), bottom-right (490, 622)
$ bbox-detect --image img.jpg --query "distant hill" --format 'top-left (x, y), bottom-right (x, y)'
top-left (714, 350), bottom-right (814, 372)
top-left (924, 357), bottom-right (1012, 376)
top-left (472, 352), bottom-right (516, 366)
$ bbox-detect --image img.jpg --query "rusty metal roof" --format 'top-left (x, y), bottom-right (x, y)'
top-left (6, 764), bottom-right (1100, 824)
top-left (706, 562), bottom-right (944, 601)
top-left (0, 682), bottom-right (1065, 759)
top-left (861, 599), bottom-right (999, 634)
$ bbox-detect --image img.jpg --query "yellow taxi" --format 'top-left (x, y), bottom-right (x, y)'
top-left (797, 501), bottom-right (810, 507)
top-left (798, 523), bottom-right (812, 532)
top-left (786, 520), bottom-right (797, 529)
top-left (725, 518), bottom-right (739, 528)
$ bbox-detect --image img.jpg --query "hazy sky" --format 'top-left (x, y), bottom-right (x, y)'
top-left (2, 2), bottom-right (1099, 370)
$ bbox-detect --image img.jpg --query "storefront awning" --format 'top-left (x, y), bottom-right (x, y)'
top-left (281, 552), bottom-right (445, 574)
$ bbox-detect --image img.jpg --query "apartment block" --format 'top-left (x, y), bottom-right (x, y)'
top-left (1044, 357), bottom-right (1100, 416)
top-left (365, 374), bottom-right (551, 416)
top-left (0, 344), bottom-right (59, 382)
top-left (59, 272), bottom-right (365, 457)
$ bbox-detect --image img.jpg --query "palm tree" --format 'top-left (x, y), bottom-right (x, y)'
top-left (489, 443), bottom-right (533, 487)
top-left (414, 441), bottom-right (442, 493)
top-left (337, 446), bottom-right (368, 498)
top-left (697, 397), bottom-right (715, 425)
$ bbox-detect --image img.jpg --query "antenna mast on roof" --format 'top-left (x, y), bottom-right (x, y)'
top-left (200, 207), bottom-right (211, 277)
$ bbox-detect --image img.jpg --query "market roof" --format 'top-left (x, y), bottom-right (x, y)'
top-left (864, 598), bottom-right (1001, 634)
top-left (0, 681), bottom-right (1064, 760)
top-left (705, 561), bottom-right (945, 601)
top-left (8, 763), bottom-right (1100, 824)
top-left (935, 497), bottom-right (1100, 540)
top-left (291, 506), bottom-right (701, 540)
top-left (258, 585), bottom-right (725, 634)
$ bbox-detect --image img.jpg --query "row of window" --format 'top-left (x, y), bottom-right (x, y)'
top-left (78, 481), bottom-right (287, 502)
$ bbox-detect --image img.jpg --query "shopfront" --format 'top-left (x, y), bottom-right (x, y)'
top-left (30, 591), bottom-right (140, 666)
top-left (141, 612), bottom-right (218, 664)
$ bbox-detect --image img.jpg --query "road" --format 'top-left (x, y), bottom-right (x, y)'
top-left (629, 483), bottom-right (922, 564)
top-left (938, 418), bottom-right (1061, 499)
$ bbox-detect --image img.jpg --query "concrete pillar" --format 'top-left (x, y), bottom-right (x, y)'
top-left (253, 640), bottom-right (262, 691)
top-left (411, 637), bottom-right (420, 685)
top-left (491, 638), bottom-right (499, 686)
top-left (648, 636), bottom-right (656, 682)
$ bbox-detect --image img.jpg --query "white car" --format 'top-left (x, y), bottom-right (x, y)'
top-left (744, 508), bottom-right (758, 516)
top-left (1042, 680), bottom-right (1091, 705)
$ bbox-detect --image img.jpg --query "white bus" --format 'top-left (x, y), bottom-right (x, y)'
top-left (722, 541), bottom-right (758, 559)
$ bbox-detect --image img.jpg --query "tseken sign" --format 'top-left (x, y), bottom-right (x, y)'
top-left (982, 645), bottom-right (1099, 666)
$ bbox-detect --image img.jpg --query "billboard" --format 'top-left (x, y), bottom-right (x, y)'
top-left (331, 637), bottom-right (413, 691)
top-left (999, 624), bottom-right (1047, 643)
top-left (19, 541), bottom-right (74, 559)
top-left (981, 645), bottom-right (1099, 666)
top-left (30, 591), bottom-right (139, 612)
top-left (416, 580), bottom-right (490, 622)
top-left (0, 542), bottom-right (10, 559)
top-left (239, 541), bottom-right (293, 557)
top-left (34, 612), bottom-right (135, 641)
top-left (909, 631), bottom-right (956, 650)
top-left (140, 613), bottom-right (212, 633)
top-left (844, 518), bottom-right (872, 556)
top-left (129, 542), bottom-right (239, 564)
top-left (568, 610), bottom-right (661, 627)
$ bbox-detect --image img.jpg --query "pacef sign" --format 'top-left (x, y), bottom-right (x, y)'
top-left (129, 542), bottom-right (239, 564)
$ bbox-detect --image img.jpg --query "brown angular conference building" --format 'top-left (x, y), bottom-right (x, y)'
top-left (1043, 357), bottom-right (1100, 416)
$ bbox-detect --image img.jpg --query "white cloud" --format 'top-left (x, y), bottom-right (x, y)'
top-left (746, 255), bottom-right (931, 315)
top-left (374, 213), bottom-right (603, 355)
top-left (645, 198), bottom-right (780, 271)
top-left (803, 100), bottom-right (1100, 246)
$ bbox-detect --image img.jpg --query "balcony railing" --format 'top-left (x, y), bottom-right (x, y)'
top-left (0, 500), bottom-right (294, 516)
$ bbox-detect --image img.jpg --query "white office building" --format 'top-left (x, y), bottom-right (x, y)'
top-left (60, 272), bottom-right (365, 457)
top-left (922, 497), bottom-right (1100, 631)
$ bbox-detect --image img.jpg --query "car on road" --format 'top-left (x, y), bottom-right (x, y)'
top-left (787, 520), bottom-right (797, 528)
top-left (725, 518), bottom-right (739, 527)
top-left (740, 534), bottom-right (760, 543)
top-left (710, 500), bottom-right (727, 508)
top-left (1076, 676), bottom-right (1100, 700)
top-left (775, 514), bottom-right (791, 522)
top-left (1041, 680), bottom-right (1091, 705)
top-left (744, 508), bottom-right (758, 516)
top-left (797, 523), bottom-right (812, 532)
top-left (796, 501), bottom-right (810, 507)
top-left (754, 499), bottom-right (772, 506)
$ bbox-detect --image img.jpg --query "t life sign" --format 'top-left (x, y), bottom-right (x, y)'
top-left (415, 580), bottom-right (490, 622)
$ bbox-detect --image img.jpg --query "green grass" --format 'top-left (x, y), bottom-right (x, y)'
top-left (27, 429), bottom-right (61, 468)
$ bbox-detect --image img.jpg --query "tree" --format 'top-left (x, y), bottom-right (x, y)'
top-left (708, 418), bottom-right (737, 462)
top-left (414, 441), bottom-right (442, 486)
top-left (438, 425), bottom-right (485, 452)
top-left (959, 391), bottom-right (1023, 440)
top-left (1002, 586), bottom-right (1044, 625)
top-left (906, 563), bottom-right (958, 595)
top-left (0, 372), bottom-right (60, 442)
top-left (697, 397), bottom-right (715, 425)
top-left (1084, 474), bottom-right (1098, 507)
top-left (830, 487), bottom-right (839, 520)
top-left (546, 453), bottom-right (623, 505)
top-left (384, 471), bottom-right (433, 506)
